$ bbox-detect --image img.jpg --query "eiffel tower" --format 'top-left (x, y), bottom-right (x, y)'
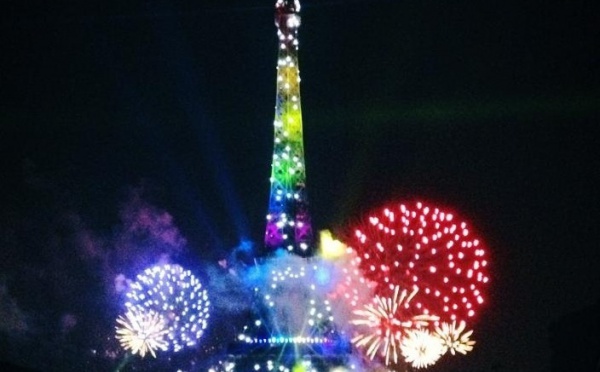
top-left (264, 0), bottom-right (314, 257)
top-left (214, 2), bottom-right (352, 371)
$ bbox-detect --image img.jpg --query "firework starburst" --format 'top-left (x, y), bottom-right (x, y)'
top-left (124, 264), bottom-right (210, 352)
top-left (346, 201), bottom-right (489, 325)
top-left (400, 329), bottom-right (444, 369)
top-left (434, 320), bottom-right (475, 355)
top-left (351, 285), bottom-right (438, 365)
top-left (115, 307), bottom-right (168, 358)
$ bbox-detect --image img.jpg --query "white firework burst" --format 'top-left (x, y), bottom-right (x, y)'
top-left (434, 320), bottom-right (476, 355)
top-left (351, 285), bottom-right (438, 365)
top-left (124, 264), bottom-right (210, 352)
top-left (401, 329), bottom-right (444, 369)
top-left (115, 308), bottom-right (168, 358)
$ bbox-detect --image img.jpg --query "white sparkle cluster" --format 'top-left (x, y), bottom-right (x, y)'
top-left (122, 264), bottom-right (210, 353)
top-left (210, 358), bottom-right (331, 372)
top-left (239, 260), bottom-right (336, 342)
top-left (115, 307), bottom-right (168, 358)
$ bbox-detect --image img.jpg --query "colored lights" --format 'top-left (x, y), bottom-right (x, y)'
top-left (346, 201), bottom-right (489, 324)
top-left (122, 264), bottom-right (210, 353)
top-left (238, 336), bottom-right (331, 345)
top-left (217, 0), bottom-right (492, 369)
top-left (266, 0), bottom-right (312, 255)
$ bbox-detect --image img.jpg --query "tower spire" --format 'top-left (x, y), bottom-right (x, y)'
top-left (265, 0), bottom-right (313, 256)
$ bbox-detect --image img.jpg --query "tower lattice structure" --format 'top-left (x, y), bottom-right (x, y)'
top-left (215, 2), bottom-right (351, 370)
top-left (264, 0), bottom-right (314, 256)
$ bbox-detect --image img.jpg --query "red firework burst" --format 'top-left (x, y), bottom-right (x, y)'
top-left (346, 201), bottom-right (489, 324)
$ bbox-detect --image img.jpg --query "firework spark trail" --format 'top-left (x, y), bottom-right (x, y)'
top-left (434, 320), bottom-right (475, 355)
top-left (115, 308), bottom-right (168, 358)
top-left (401, 329), bottom-right (445, 369)
top-left (351, 285), bottom-right (438, 365)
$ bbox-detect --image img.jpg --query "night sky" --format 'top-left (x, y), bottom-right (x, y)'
top-left (1, 0), bottom-right (599, 371)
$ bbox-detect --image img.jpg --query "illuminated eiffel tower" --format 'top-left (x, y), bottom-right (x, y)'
top-left (213, 2), bottom-right (351, 371)
top-left (264, 0), bottom-right (314, 257)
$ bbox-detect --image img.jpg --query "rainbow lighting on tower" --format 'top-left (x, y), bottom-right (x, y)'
top-left (265, 0), bottom-right (313, 256)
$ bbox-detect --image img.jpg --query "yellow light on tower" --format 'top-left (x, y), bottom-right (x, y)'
top-left (319, 230), bottom-right (346, 259)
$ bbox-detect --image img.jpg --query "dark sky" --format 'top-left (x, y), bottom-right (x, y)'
top-left (1, 0), bottom-right (599, 371)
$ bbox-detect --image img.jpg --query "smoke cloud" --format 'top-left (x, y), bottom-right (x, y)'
top-left (0, 284), bottom-right (28, 334)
